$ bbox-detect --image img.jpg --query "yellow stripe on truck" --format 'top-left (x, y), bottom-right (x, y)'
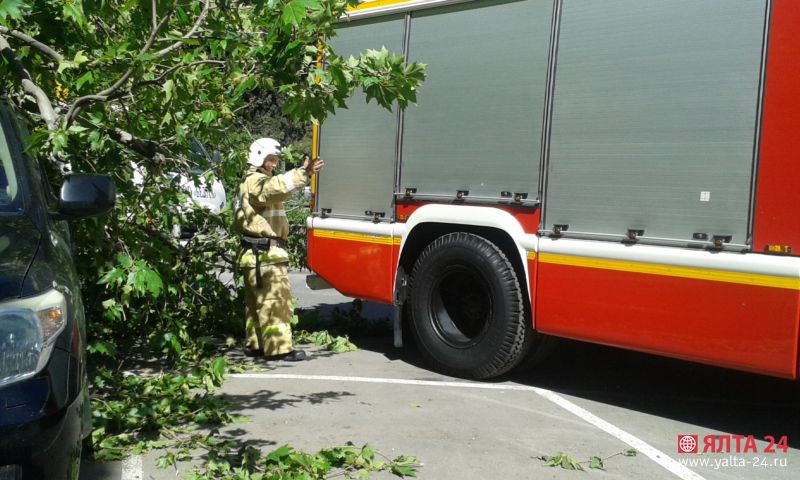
top-left (349, 0), bottom-right (417, 12)
top-left (313, 229), bottom-right (397, 245)
top-left (539, 253), bottom-right (800, 291)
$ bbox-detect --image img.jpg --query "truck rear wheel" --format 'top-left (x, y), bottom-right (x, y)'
top-left (409, 232), bottom-right (529, 379)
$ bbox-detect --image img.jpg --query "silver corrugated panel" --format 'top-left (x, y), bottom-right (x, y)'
top-left (401, 0), bottom-right (554, 200)
top-left (317, 15), bottom-right (405, 218)
top-left (544, 0), bottom-right (767, 245)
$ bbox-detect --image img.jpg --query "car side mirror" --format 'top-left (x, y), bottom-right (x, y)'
top-left (57, 174), bottom-right (116, 219)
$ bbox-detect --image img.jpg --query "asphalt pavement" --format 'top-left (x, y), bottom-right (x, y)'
top-left (81, 270), bottom-right (800, 480)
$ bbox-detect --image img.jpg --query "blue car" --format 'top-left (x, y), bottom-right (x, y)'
top-left (0, 101), bottom-right (115, 479)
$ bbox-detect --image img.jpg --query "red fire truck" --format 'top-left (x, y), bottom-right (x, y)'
top-left (306, 0), bottom-right (800, 380)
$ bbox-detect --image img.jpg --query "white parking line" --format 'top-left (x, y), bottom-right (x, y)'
top-left (231, 373), bottom-right (706, 480)
top-left (121, 455), bottom-right (142, 480)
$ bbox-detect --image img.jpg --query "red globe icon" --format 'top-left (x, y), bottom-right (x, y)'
top-left (678, 435), bottom-right (698, 453)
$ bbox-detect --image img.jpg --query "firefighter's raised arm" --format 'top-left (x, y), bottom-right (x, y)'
top-left (245, 167), bottom-right (308, 208)
top-left (239, 139), bottom-right (322, 208)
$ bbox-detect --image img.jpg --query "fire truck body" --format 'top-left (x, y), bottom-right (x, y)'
top-left (307, 0), bottom-right (800, 379)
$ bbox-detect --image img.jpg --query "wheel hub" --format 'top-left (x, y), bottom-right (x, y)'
top-left (430, 265), bottom-right (493, 348)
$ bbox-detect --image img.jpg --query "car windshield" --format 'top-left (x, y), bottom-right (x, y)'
top-left (0, 119), bottom-right (23, 213)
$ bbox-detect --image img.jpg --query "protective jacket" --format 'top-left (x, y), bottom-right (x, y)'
top-left (236, 166), bottom-right (309, 265)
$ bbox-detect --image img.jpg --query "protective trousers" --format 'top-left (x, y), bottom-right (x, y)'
top-left (243, 262), bottom-right (294, 356)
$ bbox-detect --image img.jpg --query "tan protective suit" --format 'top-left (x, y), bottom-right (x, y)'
top-left (236, 165), bottom-right (309, 356)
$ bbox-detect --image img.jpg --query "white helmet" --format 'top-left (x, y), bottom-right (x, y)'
top-left (247, 137), bottom-right (281, 167)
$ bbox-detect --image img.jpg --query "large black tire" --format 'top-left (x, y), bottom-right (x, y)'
top-left (409, 232), bottom-right (530, 379)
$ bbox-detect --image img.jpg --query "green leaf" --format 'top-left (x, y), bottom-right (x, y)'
top-left (0, 0), bottom-right (30, 21)
top-left (233, 76), bottom-right (256, 100)
top-left (98, 268), bottom-right (124, 285)
top-left (542, 453), bottom-right (584, 471)
top-left (160, 112), bottom-right (172, 127)
top-left (51, 130), bottom-right (68, 153)
top-left (63, 0), bottom-right (88, 29)
top-left (168, 332), bottom-right (183, 354)
top-left (67, 124), bottom-right (88, 134)
top-left (211, 356), bottom-right (226, 379)
top-left (623, 449), bottom-right (638, 457)
top-left (116, 254), bottom-right (133, 268)
top-left (144, 268), bottom-right (163, 297)
top-left (88, 341), bottom-right (117, 358)
top-left (146, 440), bottom-right (170, 449)
top-left (163, 79), bottom-right (175, 103)
top-left (266, 445), bottom-right (293, 463)
top-left (76, 71), bottom-right (95, 89)
top-left (199, 109), bottom-right (218, 125)
top-left (361, 444), bottom-right (375, 461)
top-left (155, 452), bottom-right (175, 469)
top-left (589, 456), bottom-right (605, 470)
top-left (57, 61), bottom-right (75, 74)
top-left (72, 50), bottom-right (89, 66)
top-left (282, 0), bottom-right (320, 26)
top-left (126, 263), bottom-right (163, 298)
top-left (391, 465), bottom-right (416, 477)
top-left (24, 129), bottom-right (48, 153)
top-left (176, 6), bottom-right (189, 23)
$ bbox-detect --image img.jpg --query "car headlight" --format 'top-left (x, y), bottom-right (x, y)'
top-left (0, 289), bottom-right (67, 388)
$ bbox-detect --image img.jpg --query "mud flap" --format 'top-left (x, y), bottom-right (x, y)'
top-left (393, 266), bottom-right (408, 348)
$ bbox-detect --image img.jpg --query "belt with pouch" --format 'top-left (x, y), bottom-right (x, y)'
top-left (241, 236), bottom-right (288, 287)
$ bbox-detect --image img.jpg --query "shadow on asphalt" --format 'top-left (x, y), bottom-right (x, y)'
top-left (225, 348), bottom-right (339, 364)
top-left (509, 339), bottom-right (800, 448)
top-left (222, 389), bottom-right (356, 413)
top-left (212, 427), bottom-right (278, 450)
top-left (343, 308), bottom-right (800, 450)
top-left (182, 390), bottom-right (358, 466)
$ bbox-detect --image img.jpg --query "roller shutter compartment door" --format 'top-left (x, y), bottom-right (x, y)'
top-left (401, 0), bottom-right (555, 201)
top-left (318, 15), bottom-right (405, 219)
top-left (544, 0), bottom-right (767, 246)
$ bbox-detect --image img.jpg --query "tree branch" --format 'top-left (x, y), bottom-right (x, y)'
top-left (72, 60), bottom-right (225, 108)
top-left (133, 223), bottom-right (183, 254)
top-left (64, 13), bottom-right (173, 126)
top-left (0, 35), bottom-right (59, 131)
top-left (133, 60), bottom-right (225, 89)
top-left (0, 26), bottom-right (64, 63)
top-left (105, 127), bottom-right (169, 161)
top-left (154, 0), bottom-right (210, 57)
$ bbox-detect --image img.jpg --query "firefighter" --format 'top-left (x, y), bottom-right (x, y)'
top-left (236, 137), bottom-right (324, 360)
